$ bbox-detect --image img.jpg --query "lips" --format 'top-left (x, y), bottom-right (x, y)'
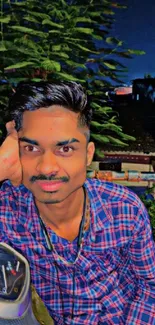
top-left (36, 180), bottom-right (63, 191)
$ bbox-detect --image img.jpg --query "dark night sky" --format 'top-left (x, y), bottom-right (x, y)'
top-left (112, 0), bottom-right (155, 84)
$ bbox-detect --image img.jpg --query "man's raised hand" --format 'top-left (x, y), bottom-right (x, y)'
top-left (0, 121), bottom-right (22, 186)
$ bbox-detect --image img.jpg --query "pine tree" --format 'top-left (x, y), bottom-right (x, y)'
top-left (0, 0), bottom-right (145, 157)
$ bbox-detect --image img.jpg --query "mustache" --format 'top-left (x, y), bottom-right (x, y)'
top-left (30, 175), bottom-right (69, 183)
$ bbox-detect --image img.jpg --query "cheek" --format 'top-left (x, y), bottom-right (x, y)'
top-left (66, 159), bottom-right (87, 179)
top-left (62, 154), bottom-right (87, 171)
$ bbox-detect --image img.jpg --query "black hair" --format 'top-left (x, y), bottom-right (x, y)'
top-left (9, 81), bottom-right (92, 136)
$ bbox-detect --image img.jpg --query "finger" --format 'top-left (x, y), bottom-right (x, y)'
top-left (5, 121), bottom-right (18, 140)
top-left (6, 120), bottom-right (16, 135)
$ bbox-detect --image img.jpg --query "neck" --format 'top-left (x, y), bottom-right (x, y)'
top-left (35, 187), bottom-right (85, 230)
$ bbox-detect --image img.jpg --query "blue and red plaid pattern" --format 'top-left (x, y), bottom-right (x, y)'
top-left (0, 178), bottom-right (155, 324)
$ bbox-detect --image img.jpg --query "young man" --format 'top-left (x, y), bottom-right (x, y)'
top-left (0, 81), bottom-right (155, 325)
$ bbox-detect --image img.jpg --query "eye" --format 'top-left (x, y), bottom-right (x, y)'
top-left (24, 145), bottom-right (39, 152)
top-left (59, 146), bottom-right (74, 153)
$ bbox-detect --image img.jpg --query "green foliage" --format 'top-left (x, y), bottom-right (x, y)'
top-left (0, 0), bottom-right (145, 157)
top-left (140, 186), bottom-right (155, 240)
top-left (31, 285), bottom-right (54, 324)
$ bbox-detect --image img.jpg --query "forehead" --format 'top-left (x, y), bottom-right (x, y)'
top-left (19, 106), bottom-right (87, 142)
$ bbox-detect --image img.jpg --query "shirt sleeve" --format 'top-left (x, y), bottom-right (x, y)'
top-left (124, 203), bottom-right (155, 324)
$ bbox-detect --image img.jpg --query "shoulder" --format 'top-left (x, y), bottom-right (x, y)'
top-left (84, 178), bottom-right (150, 237)
top-left (84, 178), bottom-right (145, 211)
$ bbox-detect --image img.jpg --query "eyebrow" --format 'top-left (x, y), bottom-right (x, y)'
top-left (19, 137), bottom-right (39, 146)
top-left (18, 137), bottom-right (80, 146)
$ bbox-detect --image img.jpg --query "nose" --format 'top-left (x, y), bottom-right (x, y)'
top-left (36, 151), bottom-right (60, 175)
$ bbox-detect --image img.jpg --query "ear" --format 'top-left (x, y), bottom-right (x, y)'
top-left (86, 142), bottom-right (95, 166)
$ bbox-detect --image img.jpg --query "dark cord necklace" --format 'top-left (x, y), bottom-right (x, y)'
top-left (38, 187), bottom-right (88, 323)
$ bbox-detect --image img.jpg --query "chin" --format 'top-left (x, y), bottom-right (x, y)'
top-left (34, 190), bottom-right (62, 203)
top-left (39, 198), bottom-right (61, 204)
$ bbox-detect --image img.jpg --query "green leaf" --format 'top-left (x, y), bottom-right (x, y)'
top-left (128, 49), bottom-right (145, 55)
top-left (91, 121), bottom-right (103, 128)
top-left (91, 102), bottom-right (102, 110)
top-left (31, 78), bottom-right (43, 82)
top-left (23, 15), bottom-right (40, 23)
top-left (91, 105), bottom-right (113, 117)
top-left (31, 284), bottom-right (54, 325)
top-left (106, 37), bottom-right (123, 46)
top-left (74, 17), bottom-right (92, 24)
top-left (111, 3), bottom-right (127, 9)
top-left (16, 46), bottom-right (40, 57)
top-left (117, 132), bottom-right (136, 141)
top-left (10, 26), bottom-right (47, 38)
top-left (11, 1), bottom-right (27, 6)
top-left (64, 37), bottom-right (87, 42)
top-left (0, 16), bottom-right (11, 23)
top-left (91, 133), bottom-right (110, 144)
top-left (4, 62), bottom-right (34, 70)
top-left (104, 62), bottom-right (116, 70)
top-left (42, 19), bottom-right (64, 29)
top-left (48, 30), bottom-right (62, 34)
top-left (89, 12), bottom-right (102, 17)
top-left (102, 59), bottom-right (126, 69)
top-left (91, 91), bottom-right (105, 96)
top-left (41, 60), bottom-right (61, 72)
top-left (94, 148), bottom-right (105, 158)
top-left (0, 42), bottom-right (7, 51)
top-left (52, 52), bottom-right (69, 59)
top-left (52, 45), bottom-right (61, 51)
top-left (14, 38), bottom-right (39, 51)
top-left (107, 136), bottom-right (128, 146)
top-left (113, 51), bottom-right (133, 59)
top-left (66, 60), bottom-right (86, 69)
top-left (108, 116), bottom-right (118, 124)
top-left (69, 42), bottom-right (98, 54)
top-left (55, 72), bottom-right (84, 82)
top-left (103, 9), bottom-right (115, 15)
top-left (91, 121), bottom-right (123, 133)
top-left (73, 27), bottom-right (94, 35)
top-left (92, 34), bottom-right (103, 40)
top-left (27, 11), bottom-right (50, 20)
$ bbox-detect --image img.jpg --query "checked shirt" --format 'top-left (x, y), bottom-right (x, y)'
top-left (0, 178), bottom-right (155, 324)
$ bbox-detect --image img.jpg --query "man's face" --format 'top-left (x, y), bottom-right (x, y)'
top-left (18, 106), bottom-right (95, 204)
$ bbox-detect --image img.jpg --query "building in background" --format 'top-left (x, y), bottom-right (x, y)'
top-left (133, 78), bottom-right (155, 103)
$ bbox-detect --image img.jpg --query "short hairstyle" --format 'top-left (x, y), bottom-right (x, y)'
top-left (9, 81), bottom-right (93, 136)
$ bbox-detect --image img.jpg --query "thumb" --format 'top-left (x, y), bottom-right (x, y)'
top-left (5, 120), bottom-right (18, 139)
